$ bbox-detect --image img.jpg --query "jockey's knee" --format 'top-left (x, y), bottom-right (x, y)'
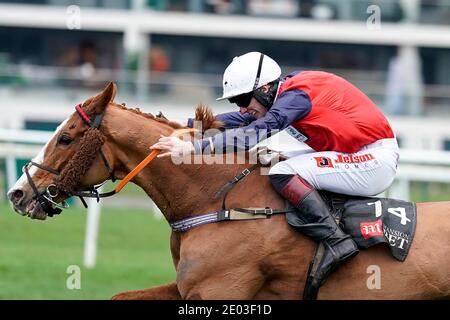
top-left (269, 162), bottom-right (315, 193)
top-left (269, 174), bottom-right (295, 193)
top-left (357, 174), bottom-right (395, 197)
top-left (269, 161), bottom-right (296, 175)
top-left (269, 173), bottom-right (315, 195)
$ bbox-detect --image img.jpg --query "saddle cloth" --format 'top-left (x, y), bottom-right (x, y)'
top-left (322, 192), bottom-right (417, 261)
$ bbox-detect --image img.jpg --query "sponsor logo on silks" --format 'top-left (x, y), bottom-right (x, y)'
top-left (285, 126), bottom-right (308, 142)
top-left (314, 156), bottom-right (334, 168)
top-left (360, 219), bottom-right (383, 240)
top-left (335, 154), bottom-right (375, 164)
top-left (314, 153), bottom-right (376, 168)
top-left (383, 225), bottom-right (410, 250)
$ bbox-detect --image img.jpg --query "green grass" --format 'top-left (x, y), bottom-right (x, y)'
top-left (409, 182), bottom-right (450, 202)
top-left (101, 180), bottom-right (148, 197)
top-left (0, 202), bottom-right (175, 299)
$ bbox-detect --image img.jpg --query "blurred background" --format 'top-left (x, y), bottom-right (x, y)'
top-left (0, 0), bottom-right (450, 299)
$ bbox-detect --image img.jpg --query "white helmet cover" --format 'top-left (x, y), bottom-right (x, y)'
top-left (217, 52), bottom-right (281, 101)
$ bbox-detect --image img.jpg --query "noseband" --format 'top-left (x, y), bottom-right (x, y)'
top-left (24, 105), bottom-right (197, 217)
top-left (23, 104), bottom-right (116, 216)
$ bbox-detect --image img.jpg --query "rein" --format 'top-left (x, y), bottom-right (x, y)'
top-left (73, 127), bottom-right (196, 199)
top-left (24, 104), bottom-right (196, 215)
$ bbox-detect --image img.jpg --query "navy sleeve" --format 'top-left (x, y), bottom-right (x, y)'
top-left (193, 89), bottom-right (312, 153)
top-left (188, 111), bottom-right (255, 129)
top-left (216, 112), bottom-right (256, 129)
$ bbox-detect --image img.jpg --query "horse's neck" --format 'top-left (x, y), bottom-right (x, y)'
top-left (141, 160), bottom-right (244, 222)
top-left (104, 106), bottom-right (243, 222)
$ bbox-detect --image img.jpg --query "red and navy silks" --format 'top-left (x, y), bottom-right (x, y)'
top-left (280, 71), bottom-right (394, 153)
top-left (192, 71), bottom-right (394, 154)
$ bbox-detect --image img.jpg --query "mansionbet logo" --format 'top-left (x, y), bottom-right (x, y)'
top-left (360, 220), bottom-right (383, 239)
top-left (314, 153), bottom-right (375, 168)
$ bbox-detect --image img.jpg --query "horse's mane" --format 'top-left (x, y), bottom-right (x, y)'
top-left (114, 103), bottom-right (223, 130)
top-left (193, 104), bottom-right (224, 131)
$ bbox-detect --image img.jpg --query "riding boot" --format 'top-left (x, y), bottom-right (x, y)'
top-left (270, 174), bottom-right (359, 297)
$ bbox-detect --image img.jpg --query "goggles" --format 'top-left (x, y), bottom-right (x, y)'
top-left (228, 92), bottom-right (253, 108)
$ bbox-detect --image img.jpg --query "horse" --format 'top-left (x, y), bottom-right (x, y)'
top-left (8, 82), bottom-right (450, 300)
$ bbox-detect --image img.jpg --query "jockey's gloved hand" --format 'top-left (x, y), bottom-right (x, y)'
top-left (249, 146), bottom-right (281, 165)
top-left (150, 135), bottom-right (194, 159)
top-left (259, 150), bottom-right (281, 165)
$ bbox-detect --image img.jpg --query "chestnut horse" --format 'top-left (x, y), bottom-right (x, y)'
top-left (8, 83), bottom-right (450, 299)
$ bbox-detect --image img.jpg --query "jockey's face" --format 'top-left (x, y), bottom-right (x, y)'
top-left (238, 84), bottom-right (270, 119)
top-left (239, 97), bottom-right (267, 119)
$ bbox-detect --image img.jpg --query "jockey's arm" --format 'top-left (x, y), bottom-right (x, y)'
top-left (193, 89), bottom-right (312, 154)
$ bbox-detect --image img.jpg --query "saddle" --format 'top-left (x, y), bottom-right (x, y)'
top-left (301, 191), bottom-right (417, 300)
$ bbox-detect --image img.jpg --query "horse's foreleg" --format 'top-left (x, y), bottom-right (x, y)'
top-left (111, 282), bottom-right (181, 300)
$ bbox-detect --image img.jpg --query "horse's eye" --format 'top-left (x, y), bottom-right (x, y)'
top-left (58, 135), bottom-right (73, 146)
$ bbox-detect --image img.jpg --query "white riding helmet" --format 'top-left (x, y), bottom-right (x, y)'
top-left (217, 52), bottom-right (282, 101)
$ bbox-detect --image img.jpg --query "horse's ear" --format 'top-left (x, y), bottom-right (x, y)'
top-left (89, 81), bottom-right (117, 114)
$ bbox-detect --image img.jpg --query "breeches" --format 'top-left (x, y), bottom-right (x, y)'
top-left (269, 138), bottom-right (399, 197)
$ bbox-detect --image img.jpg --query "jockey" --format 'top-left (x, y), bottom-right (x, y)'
top-left (151, 52), bottom-right (399, 290)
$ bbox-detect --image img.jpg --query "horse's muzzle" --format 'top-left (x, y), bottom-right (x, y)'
top-left (8, 187), bottom-right (62, 220)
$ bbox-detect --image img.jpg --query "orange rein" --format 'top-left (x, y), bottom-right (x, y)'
top-left (113, 128), bottom-right (197, 193)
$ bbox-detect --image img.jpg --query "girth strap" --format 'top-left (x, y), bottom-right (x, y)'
top-left (231, 207), bottom-right (296, 215)
top-left (170, 207), bottom-right (290, 233)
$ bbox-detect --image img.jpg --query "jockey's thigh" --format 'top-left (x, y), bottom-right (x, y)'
top-left (269, 140), bottom-right (399, 197)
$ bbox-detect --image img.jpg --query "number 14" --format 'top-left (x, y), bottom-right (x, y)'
top-left (368, 201), bottom-right (411, 225)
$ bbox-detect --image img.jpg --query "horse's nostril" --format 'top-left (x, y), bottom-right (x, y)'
top-left (10, 189), bottom-right (25, 205)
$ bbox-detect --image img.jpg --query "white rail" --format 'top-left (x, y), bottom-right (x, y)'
top-left (0, 128), bottom-right (53, 145)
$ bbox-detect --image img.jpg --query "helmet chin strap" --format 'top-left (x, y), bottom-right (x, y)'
top-left (252, 53), bottom-right (265, 90)
top-left (253, 79), bottom-right (280, 110)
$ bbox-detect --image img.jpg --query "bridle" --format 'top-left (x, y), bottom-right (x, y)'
top-left (23, 104), bottom-right (116, 216)
top-left (23, 104), bottom-right (196, 217)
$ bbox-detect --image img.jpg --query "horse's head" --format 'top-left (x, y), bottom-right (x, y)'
top-left (7, 82), bottom-right (117, 220)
